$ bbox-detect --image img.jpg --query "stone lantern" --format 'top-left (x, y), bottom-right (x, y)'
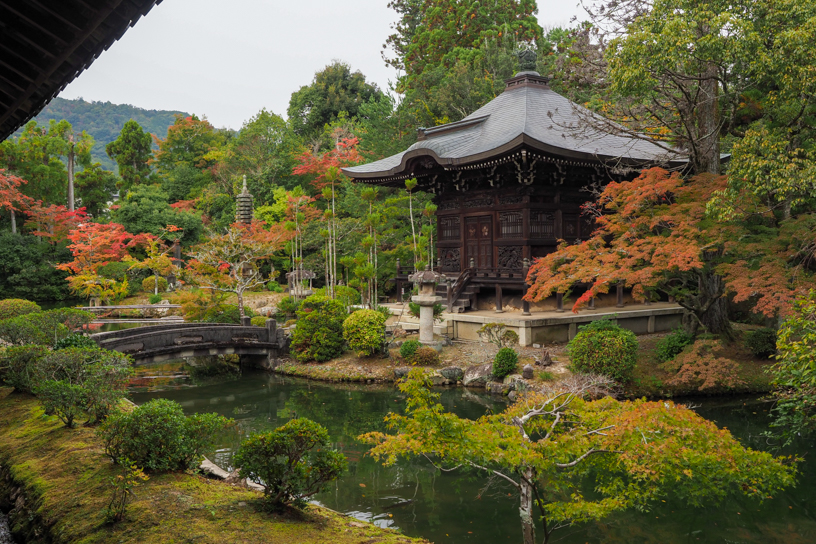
top-left (408, 265), bottom-right (443, 344)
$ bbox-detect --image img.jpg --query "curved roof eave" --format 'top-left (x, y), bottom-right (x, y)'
top-left (342, 133), bottom-right (685, 180)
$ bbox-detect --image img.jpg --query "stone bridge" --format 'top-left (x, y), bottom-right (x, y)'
top-left (91, 321), bottom-right (286, 369)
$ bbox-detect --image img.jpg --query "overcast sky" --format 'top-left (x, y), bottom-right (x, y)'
top-left (60, 0), bottom-right (586, 130)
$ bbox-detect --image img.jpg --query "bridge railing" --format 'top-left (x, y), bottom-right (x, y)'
top-left (93, 321), bottom-right (283, 359)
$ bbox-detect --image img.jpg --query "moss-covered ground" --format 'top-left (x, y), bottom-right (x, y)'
top-left (0, 388), bottom-right (427, 544)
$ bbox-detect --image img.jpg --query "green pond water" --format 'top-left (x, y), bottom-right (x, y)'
top-left (129, 364), bottom-right (816, 544)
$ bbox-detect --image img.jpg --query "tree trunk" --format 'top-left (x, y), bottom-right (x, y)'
top-left (67, 138), bottom-right (75, 211)
top-left (696, 60), bottom-right (721, 175)
top-left (10, 209), bottom-right (16, 234)
top-left (519, 468), bottom-right (536, 544)
top-left (237, 291), bottom-right (245, 319)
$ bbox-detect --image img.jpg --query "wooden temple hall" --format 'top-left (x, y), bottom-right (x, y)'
top-left (343, 68), bottom-right (684, 318)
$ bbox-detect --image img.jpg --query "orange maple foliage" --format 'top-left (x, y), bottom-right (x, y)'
top-left (292, 136), bottom-right (361, 191)
top-left (526, 168), bottom-right (724, 309)
top-left (56, 222), bottom-right (146, 275)
top-left (24, 203), bottom-right (89, 243)
top-left (0, 169), bottom-right (34, 214)
top-left (525, 168), bottom-right (813, 322)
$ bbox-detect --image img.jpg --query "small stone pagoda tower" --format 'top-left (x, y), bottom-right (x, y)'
top-left (236, 175), bottom-right (253, 225)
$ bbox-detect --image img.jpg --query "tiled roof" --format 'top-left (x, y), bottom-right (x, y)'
top-left (344, 72), bottom-right (685, 179)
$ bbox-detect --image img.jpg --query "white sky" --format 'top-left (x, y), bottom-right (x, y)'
top-left (60, 0), bottom-right (586, 130)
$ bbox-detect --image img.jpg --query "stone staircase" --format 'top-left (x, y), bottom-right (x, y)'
top-left (436, 282), bottom-right (480, 313)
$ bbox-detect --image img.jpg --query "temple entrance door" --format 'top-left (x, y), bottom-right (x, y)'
top-left (465, 215), bottom-right (493, 269)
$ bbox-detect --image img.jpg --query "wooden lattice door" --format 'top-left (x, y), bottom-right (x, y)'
top-left (465, 216), bottom-right (493, 269)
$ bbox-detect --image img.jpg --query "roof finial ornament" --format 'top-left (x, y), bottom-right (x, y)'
top-left (517, 47), bottom-right (537, 73)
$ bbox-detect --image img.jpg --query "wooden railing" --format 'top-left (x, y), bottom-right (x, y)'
top-left (446, 267), bottom-right (475, 311)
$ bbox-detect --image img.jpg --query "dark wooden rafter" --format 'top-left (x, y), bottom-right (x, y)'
top-left (0, 0), bottom-right (163, 142)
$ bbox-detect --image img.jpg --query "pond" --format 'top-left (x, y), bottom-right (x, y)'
top-left (130, 364), bottom-right (816, 544)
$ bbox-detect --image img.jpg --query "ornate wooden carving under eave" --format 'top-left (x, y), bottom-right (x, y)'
top-left (514, 149), bottom-right (538, 186)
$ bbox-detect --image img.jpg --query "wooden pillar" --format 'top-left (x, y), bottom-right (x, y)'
top-left (522, 258), bottom-right (531, 316)
top-left (616, 282), bottom-right (625, 308)
top-left (495, 284), bottom-right (503, 313)
top-left (556, 292), bottom-right (564, 313)
top-left (588, 296), bottom-right (595, 310)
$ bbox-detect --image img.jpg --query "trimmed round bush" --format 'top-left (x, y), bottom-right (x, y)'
top-left (250, 316), bottom-right (268, 327)
top-left (315, 285), bottom-right (361, 307)
top-left (400, 339), bottom-right (421, 360)
top-left (343, 309), bottom-right (386, 357)
top-left (0, 345), bottom-right (50, 393)
top-left (412, 346), bottom-right (440, 366)
top-left (291, 295), bottom-right (347, 362)
top-left (0, 299), bottom-right (41, 320)
top-left (234, 419), bottom-right (347, 511)
top-left (745, 327), bottom-right (777, 358)
top-left (54, 333), bottom-right (98, 350)
top-left (99, 398), bottom-right (232, 472)
top-left (266, 281), bottom-right (284, 293)
top-left (35, 380), bottom-right (86, 428)
top-left (493, 347), bottom-right (518, 379)
top-left (142, 276), bottom-right (169, 294)
top-left (275, 296), bottom-right (299, 319)
top-left (567, 320), bottom-right (638, 381)
top-left (655, 328), bottom-right (694, 363)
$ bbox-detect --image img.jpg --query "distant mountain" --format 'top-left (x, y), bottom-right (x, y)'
top-left (22, 97), bottom-right (189, 171)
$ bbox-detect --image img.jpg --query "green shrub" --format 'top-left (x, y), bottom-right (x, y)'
top-left (148, 294), bottom-right (163, 304)
top-left (35, 380), bottom-right (86, 427)
top-left (0, 299), bottom-right (41, 320)
top-left (99, 261), bottom-right (144, 297)
top-left (408, 301), bottom-right (444, 322)
top-left (655, 329), bottom-right (694, 363)
top-left (478, 323), bottom-right (519, 348)
top-left (412, 346), bottom-right (440, 366)
top-left (375, 305), bottom-right (393, 320)
top-left (400, 339), bottom-right (421, 360)
top-left (0, 314), bottom-right (67, 346)
top-left (234, 419), bottom-right (347, 511)
top-left (250, 316), bottom-right (268, 327)
top-left (142, 276), bottom-right (169, 294)
top-left (343, 309), bottom-right (386, 357)
top-left (99, 398), bottom-right (232, 472)
top-left (54, 333), bottom-right (98, 350)
top-left (82, 351), bottom-right (134, 423)
top-left (275, 296), bottom-right (299, 319)
top-left (493, 347), bottom-right (518, 379)
top-left (200, 304), bottom-right (254, 324)
top-left (315, 285), bottom-right (361, 307)
top-left (266, 281), bottom-right (284, 293)
top-left (567, 320), bottom-right (638, 382)
top-left (291, 295), bottom-right (347, 362)
top-left (0, 345), bottom-right (49, 393)
top-left (745, 327), bottom-right (777, 358)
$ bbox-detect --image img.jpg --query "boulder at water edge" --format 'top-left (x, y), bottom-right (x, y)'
top-left (463, 363), bottom-right (493, 387)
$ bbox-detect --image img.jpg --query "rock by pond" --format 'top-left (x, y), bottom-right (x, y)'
top-left (462, 362), bottom-right (493, 387)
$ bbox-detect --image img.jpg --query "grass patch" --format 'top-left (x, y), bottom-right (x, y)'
top-left (0, 388), bottom-right (426, 544)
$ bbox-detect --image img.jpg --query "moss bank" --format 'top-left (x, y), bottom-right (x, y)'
top-left (0, 388), bottom-right (427, 544)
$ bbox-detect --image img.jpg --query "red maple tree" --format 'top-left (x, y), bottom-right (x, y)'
top-left (24, 203), bottom-right (89, 243)
top-left (0, 169), bottom-right (35, 233)
top-left (292, 135), bottom-right (361, 191)
top-left (525, 168), bottom-right (813, 335)
top-left (56, 222), bottom-right (145, 275)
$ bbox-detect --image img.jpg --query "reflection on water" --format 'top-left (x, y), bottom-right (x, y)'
top-left (130, 364), bottom-right (816, 544)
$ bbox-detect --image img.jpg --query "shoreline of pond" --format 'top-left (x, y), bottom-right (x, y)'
top-left (0, 387), bottom-right (429, 544)
top-left (270, 357), bottom-right (775, 401)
